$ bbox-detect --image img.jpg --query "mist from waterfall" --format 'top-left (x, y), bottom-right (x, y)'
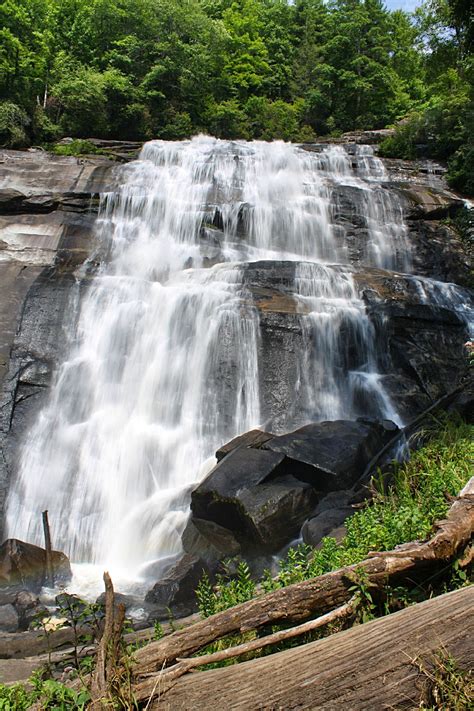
top-left (6, 136), bottom-right (412, 590)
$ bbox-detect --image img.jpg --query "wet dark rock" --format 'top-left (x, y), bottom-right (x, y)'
top-left (263, 419), bottom-right (398, 491)
top-left (0, 604), bottom-right (19, 632)
top-left (216, 429), bottom-right (273, 462)
top-left (355, 268), bottom-right (471, 421)
top-left (0, 189), bottom-right (27, 213)
top-left (406, 220), bottom-right (471, 287)
top-left (193, 448), bottom-right (287, 514)
top-left (301, 507), bottom-right (354, 547)
top-left (144, 554), bottom-right (211, 618)
top-left (182, 517), bottom-right (241, 559)
top-left (228, 475), bottom-right (317, 551)
top-left (0, 539), bottom-right (72, 594)
top-left (14, 590), bottom-right (46, 631)
top-left (191, 446), bottom-right (318, 553)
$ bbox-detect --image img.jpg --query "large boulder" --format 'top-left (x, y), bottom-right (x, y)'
top-left (0, 539), bottom-right (72, 594)
top-left (216, 429), bottom-right (273, 462)
top-left (262, 419), bottom-right (398, 491)
top-left (0, 604), bottom-right (18, 633)
top-left (190, 419), bottom-right (397, 555)
top-left (13, 590), bottom-right (46, 631)
top-left (191, 447), bottom-right (318, 552)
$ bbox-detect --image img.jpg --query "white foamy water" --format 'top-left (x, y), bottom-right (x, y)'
top-left (6, 137), bottom-right (419, 591)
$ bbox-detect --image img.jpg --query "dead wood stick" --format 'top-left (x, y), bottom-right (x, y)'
top-left (42, 510), bottom-right (54, 588)
top-left (90, 571), bottom-right (115, 710)
top-left (132, 477), bottom-right (474, 677)
top-left (133, 597), bottom-right (356, 703)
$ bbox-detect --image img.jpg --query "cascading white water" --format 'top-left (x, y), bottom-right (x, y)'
top-left (6, 136), bottom-right (412, 592)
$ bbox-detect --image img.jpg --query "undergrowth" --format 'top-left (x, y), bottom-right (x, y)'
top-left (416, 650), bottom-right (474, 710)
top-left (0, 671), bottom-right (90, 710)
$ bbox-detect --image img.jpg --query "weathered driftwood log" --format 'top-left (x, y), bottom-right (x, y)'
top-left (0, 626), bottom-right (88, 659)
top-left (133, 597), bottom-right (357, 703)
top-left (132, 477), bottom-right (474, 677)
top-left (150, 585), bottom-right (474, 710)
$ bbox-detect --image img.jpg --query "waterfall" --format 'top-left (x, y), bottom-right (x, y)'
top-left (6, 137), bottom-right (412, 590)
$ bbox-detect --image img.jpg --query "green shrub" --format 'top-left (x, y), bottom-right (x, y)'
top-left (0, 101), bottom-right (30, 147)
top-left (197, 560), bottom-right (255, 618)
top-left (51, 139), bottom-right (100, 156)
top-left (0, 676), bottom-right (90, 710)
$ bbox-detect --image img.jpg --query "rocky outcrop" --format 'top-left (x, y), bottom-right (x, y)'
top-left (189, 419), bottom-right (397, 557)
top-left (0, 539), bottom-right (72, 594)
top-left (381, 158), bottom-right (471, 286)
top-left (0, 143), bottom-right (471, 606)
top-left (0, 149), bottom-right (117, 533)
top-left (235, 260), bottom-right (471, 427)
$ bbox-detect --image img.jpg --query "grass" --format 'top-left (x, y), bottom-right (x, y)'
top-left (416, 650), bottom-right (474, 710)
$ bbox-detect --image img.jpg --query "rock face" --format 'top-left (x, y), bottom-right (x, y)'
top-left (0, 149), bottom-right (117, 534)
top-left (0, 539), bottom-right (72, 593)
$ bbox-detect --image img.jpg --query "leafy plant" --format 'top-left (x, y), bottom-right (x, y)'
top-left (51, 139), bottom-right (101, 156)
top-left (0, 101), bottom-right (30, 147)
top-left (196, 560), bottom-right (256, 618)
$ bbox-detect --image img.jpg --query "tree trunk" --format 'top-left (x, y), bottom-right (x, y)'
top-left (150, 585), bottom-right (473, 710)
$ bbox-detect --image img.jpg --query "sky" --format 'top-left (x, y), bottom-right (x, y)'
top-left (385, 0), bottom-right (421, 11)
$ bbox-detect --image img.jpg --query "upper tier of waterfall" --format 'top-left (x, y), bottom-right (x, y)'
top-left (5, 137), bottom-right (470, 592)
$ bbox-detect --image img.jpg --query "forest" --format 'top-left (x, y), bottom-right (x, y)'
top-left (0, 0), bottom-right (472, 193)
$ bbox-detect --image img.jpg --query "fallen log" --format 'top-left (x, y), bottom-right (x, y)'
top-left (150, 585), bottom-right (474, 710)
top-left (132, 477), bottom-right (474, 677)
top-left (133, 597), bottom-right (357, 702)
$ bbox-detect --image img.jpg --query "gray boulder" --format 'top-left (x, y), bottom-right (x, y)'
top-left (0, 539), bottom-right (72, 593)
top-left (302, 508), bottom-right (354, 547)
top-left (0, 604), bottom-right (19, 632)
top-left (145, 554), bottom-right (211, 619)
top-left (182, 517), bottom-right (241, 560)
